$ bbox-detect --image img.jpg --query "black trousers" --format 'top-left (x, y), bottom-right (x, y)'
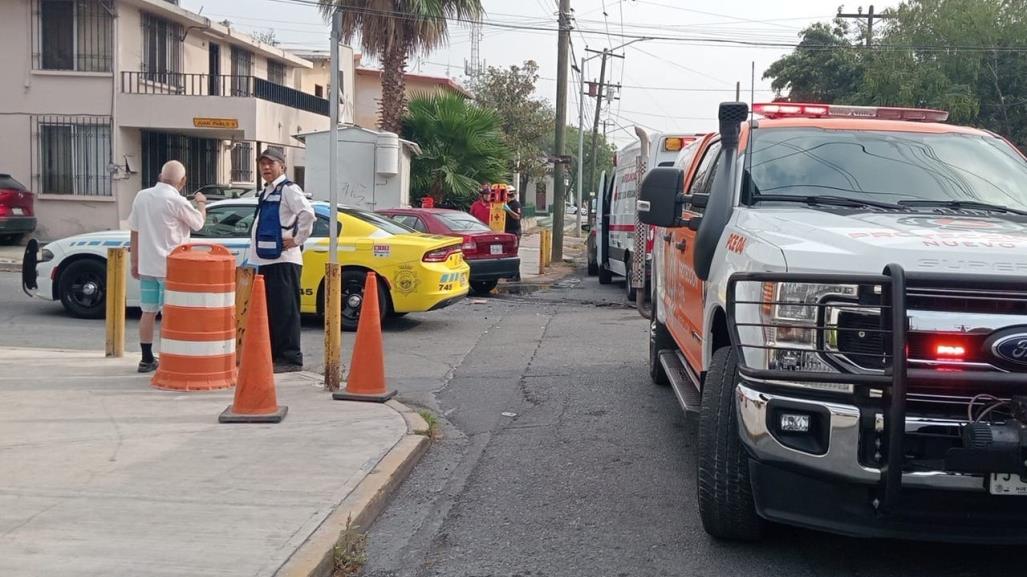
top-left (259, 262), bottom-right (303, 366)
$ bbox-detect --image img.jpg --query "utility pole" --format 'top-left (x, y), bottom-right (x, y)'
top-left (587, 48), bottom-right (623, 214)
top-left (575, 56), bottom-right (585, 238)
top-left (323, 9), bottom-right (342, 391)
top-left (551, 0), bottom-right (571, 262)
top-left (836, 4), bottom-right (895, 47)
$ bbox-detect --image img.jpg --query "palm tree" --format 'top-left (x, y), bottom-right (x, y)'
top-left (403, 92), bottom-right (511, 208)
top-left (318, 0), bottom-right (483, 134)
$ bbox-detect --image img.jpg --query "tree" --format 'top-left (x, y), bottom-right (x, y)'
top-left (763, 0), bottom-right (1027, 147)
top-left (763, 19), bottom-right (865, 103)
top-left (252, 28), bottom-right (279, 46)
top-left (318, 0), bottom-right (484, 134)
top-left (402, 92), bottom-right (511, 209)
top-left (472, 61), bottom-right (552, 203)
top-left (546, 124), bottom-right (615, 203)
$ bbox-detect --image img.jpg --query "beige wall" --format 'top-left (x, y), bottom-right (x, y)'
top-left (295, 47), bottom-right (356, 124)
top-left (354, 72), bottom-right (468, 130)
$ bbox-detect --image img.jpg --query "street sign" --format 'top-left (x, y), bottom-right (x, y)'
top-left (192, 117), bottom-right (239, 129)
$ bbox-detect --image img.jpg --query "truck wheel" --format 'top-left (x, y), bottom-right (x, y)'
top-left (649, 315), bottom-right (673, 386)
top-left (625, 255), bottom-right (638, 301)
top-left (59, 259), bottom-right (107, 319)
top-left (697, 346), bottom-right (764, 541)
top-left (598, 264), bottom-right (612, 285)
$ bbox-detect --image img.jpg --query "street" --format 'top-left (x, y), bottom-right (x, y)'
top-left (1, 266), bottom-right (1017, 577)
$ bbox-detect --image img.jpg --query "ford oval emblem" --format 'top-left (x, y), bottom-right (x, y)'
top-left (992, 333), bottom-right (1027, 366)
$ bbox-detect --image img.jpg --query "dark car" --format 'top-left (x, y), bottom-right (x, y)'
top-left (378, 207), bottom-right (520, 295)
top-left (0, 174), bottom-right (36, 243)
top-left (187, 184), bottom-right (255, 201)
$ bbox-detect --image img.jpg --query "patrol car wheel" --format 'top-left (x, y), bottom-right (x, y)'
top-left (59, 259), bottom-right (106, 319)
top-left (697, 346), bottom-right (764, 541)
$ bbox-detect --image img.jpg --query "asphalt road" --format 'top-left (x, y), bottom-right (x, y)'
top-left (0, 268), bottom-right (1018, 576)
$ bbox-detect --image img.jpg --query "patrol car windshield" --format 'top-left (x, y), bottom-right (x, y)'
top-left (338, 208), bottom-right (416, 234)
top-left (746, 128), bottom-right (1027, 210)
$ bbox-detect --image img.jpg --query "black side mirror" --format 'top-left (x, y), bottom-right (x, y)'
top-left (636, 167), bottom-right (685, 228)
top-left (690, 193), bottom-right (709, 210)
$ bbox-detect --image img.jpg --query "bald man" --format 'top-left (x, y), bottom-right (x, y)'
top-left (127, 161), bottom-right (207, 372)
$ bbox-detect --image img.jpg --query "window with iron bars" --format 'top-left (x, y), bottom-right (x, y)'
top-left (231, 143), bottom-right (253, 183)
top-left (33, 0), bottom-right (113, 72)
top-left (141, 132), bottom-right (219, 193)
top-left (231, 47), bottom-right (253, 96)
top-left (33, 116), bottom-right (113, 197)
top-left (141, 12), bottom-right (182, 85)
top-left (268, 60), bottom-right (287, 86)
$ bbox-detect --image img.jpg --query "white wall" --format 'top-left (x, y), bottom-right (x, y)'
top-left (302, 129), bottom-right (412, 210)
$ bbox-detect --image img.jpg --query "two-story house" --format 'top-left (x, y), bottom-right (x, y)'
top-left (2, 0), bottom-right (352, 240)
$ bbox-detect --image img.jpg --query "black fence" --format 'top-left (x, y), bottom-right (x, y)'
top-left (121, 72), bottom-right (330, 117)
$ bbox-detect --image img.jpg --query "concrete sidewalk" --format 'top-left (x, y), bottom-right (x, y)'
top-left (0, 348), bottom-right (429, 577)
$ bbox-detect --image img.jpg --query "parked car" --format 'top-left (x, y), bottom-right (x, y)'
top-left (22, 199), bottom-right (469, 331)
top-left (0, 174), bottom-right (36, 244)
top-left (377, 207), bottom-right (519, 294)
top-left (186, 184), bottom-right (255, 201)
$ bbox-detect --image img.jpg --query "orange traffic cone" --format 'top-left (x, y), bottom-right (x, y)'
top-left (219, 274), bottom-right (288, 423)
top-left (333, 272), bottom-right (397, 403)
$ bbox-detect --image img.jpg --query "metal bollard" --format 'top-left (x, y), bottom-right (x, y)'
top-left (324, 262), bottom-right (342, 391)
top-left (105, 247), bottom-right (126, 357)
top-left (234, 266), bottom-right (256, 367)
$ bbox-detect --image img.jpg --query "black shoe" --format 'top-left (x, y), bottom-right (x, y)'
top-left (138, 358), bottom-right (159, 373)
top-left (273, 362), bottom-right (303, 374)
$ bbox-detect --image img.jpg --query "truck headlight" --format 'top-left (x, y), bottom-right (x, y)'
top-left (760, 282), bottom-right (857, 379)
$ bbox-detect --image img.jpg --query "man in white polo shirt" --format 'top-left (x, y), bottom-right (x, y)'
top-left (127, 160), bottom-right (206, 373)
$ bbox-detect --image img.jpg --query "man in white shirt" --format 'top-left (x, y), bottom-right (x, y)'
top-left (127, 160), bottom-right (206, 372)
top-left (248, 147), bottom-right (315, 373)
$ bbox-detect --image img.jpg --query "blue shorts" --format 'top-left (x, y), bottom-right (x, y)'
top-left (140, 276), bottom-right (165, 313)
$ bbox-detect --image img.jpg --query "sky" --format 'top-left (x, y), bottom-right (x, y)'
top-left (179, 0), bottom-right (902, 148)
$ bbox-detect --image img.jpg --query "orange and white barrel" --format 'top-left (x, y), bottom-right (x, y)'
top-left (151, 244), bottom-right (237, 391)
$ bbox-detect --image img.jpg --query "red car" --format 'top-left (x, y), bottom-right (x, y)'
top-left (0, 174), bottom-right (36, 243)
top-left (377, 207), bottom-right (520, 295)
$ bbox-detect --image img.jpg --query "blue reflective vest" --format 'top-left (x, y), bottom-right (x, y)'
top-left (254, 179), bottom-right (297, 260)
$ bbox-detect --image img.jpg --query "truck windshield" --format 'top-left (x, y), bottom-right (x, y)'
top-left (747, 128), bottom-right (1027, 210)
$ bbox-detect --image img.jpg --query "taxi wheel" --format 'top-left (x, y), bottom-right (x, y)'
top-left (336, 269), bottom-right (390, 332)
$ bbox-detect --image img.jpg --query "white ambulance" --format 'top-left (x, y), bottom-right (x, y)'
top-left (594, 129), bottom-right (705, 300)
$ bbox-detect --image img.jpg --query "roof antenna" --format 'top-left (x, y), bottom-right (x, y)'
top-left (744, 60), bottom-right (756, 205)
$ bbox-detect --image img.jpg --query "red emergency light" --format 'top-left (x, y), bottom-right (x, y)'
top-left (753, 102), bottom-right (949, 123)
top-left (934, 343), bottom-right (967, 361)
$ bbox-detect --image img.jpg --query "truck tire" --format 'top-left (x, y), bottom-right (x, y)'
top-left (625, 254), bottom-right (638, 301)
top-left (598, 264), bottom-right (612, 285)
top-left (697, 346), bottom-right (764, 541)
top-left (649, 312), bottom-right (673, 386)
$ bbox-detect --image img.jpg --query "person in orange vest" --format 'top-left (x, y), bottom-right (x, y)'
top-left (469, 182), bottom-right (492, 224)
top-left (127, 160), bottom-right (206, 373)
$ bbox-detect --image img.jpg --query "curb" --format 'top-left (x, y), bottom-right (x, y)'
top-left (0, 262), bottom-right (21, 274)
top-left (275, 398), bottom-right (431, 577)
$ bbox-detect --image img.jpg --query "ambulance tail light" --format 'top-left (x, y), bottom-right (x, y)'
top-left (753, 102), bottom-right (949, 122)
top-left (423, 245), bottom-right (462, 262)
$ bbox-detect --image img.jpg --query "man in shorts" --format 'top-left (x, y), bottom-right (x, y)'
top-left (127, 160), bottom-right (206, 372)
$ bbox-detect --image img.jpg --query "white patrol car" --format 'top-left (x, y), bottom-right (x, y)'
top-left (638, 101), bottom-right (1027, 543)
